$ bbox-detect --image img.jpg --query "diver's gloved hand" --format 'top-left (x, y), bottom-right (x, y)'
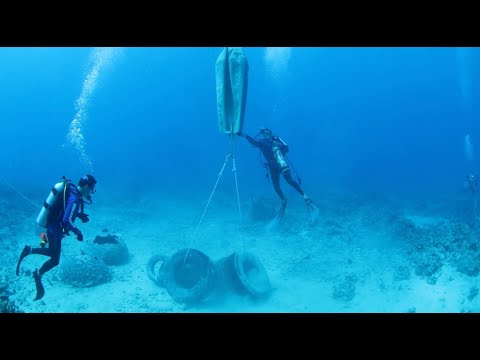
top-left (236, 131), bottom-right (244, 137)
top-left (77, 213), bottom-right (89, 223)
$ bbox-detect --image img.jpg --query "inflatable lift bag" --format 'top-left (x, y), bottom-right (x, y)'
top-left (215, 47), bottom-right (249, 134)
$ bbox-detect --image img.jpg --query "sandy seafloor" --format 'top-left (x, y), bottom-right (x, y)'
top-left (2, 188), bottom-right (480, 314)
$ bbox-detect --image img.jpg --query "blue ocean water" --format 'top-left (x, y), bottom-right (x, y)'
top-left (2, 47), bottom-right (480, 313)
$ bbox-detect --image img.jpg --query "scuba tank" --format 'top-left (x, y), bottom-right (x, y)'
top-left (35, 177), bottom-right (70, 228)
top-left (273, 145), bottom-right (288, 171)
top-left (272, 136), bottom-right (289, 171)
top-left (272, 136), bottom-right (289, 154)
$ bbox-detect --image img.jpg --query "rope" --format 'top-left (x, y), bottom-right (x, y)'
top-left (184, 128), bottom-right (247, 262)
top-left (184, 152), bottom-right (232, 262)
top-left (1, 176), bottom-right (41, 209)
top-left (228, 115), bottom-right (245, 252)
top-left (230, 134), bottom-right (245, 253)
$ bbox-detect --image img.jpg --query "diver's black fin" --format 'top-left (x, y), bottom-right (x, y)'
top-left (266, 216), bottom-right (280, 231)
top-left (306, 201), bottom-right (320, 227)
top-left (16, 245), bottom-right (31, 276)
top-left (33, 270), bottom-right (45, 301)
top-left (266, 200), bottom-right (287, 231)
top-left (278, 199), bottom-right (287, 219)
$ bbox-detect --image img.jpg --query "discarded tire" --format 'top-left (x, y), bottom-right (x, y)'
top-left (146, 254), bottom-right (167, 287)
top-left (163, 248), bottom-right (216, 304)
top-left (215, 251), bottom-right (271, 298)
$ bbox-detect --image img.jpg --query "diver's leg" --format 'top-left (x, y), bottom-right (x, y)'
top-left (271, 169), bottom-right (287, 217)
top-left (38, 228), bottom-right (62, 276)
top-left (34, 226), bottom-right (62, 301)
top-left (282, 169), bottom-right (304, 196)
top-left (283, 169), bottom-right (314, 205)
top-left (31, 224), bottom-right (61, 257)
top-left (271, 169), bottom-right (284, 200)
top-left (17, 231), bottom-right (56, 276)
top-left (31, 247), bottom-right (52, 256)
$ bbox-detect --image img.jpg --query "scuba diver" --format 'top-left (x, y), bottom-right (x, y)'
top-left (237, 128), bottom-right (318, 220)
top-left (16, 175), bottom-right (97, 301)
top-left (463, 173), bottom-right (480, 220)
top-left (465, 173), bottom-right (478, 195)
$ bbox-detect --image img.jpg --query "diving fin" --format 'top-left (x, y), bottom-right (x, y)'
top-left (306, 200), bottom-right (320, 226)
top-left (266, 200), bottom-right (287, 231)
top-left (266, 216), bottom-right (280, 231)
top-left (278, 199), bottom-right (287, 219)
top-left (16, 245), bottom-right (31, 276)
top-left (33, 269), bottom-right (45, 301)
top-left (309, 207), bottom-right (320, 226)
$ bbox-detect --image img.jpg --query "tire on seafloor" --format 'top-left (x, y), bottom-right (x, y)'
top-left (162, 248), bottom-right (216, 304)
top-left (146, 254), bottom-right (168, 287)
top-left (214, 251), bottom-right (271, 298)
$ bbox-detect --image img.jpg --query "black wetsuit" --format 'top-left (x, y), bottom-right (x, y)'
top-left (244, 134), bottom-right (304, 201)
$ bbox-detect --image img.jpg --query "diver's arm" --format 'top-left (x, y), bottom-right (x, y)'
top-left (237, 131), bottom-right (261, 148)
top-left (61, 197), bottom-right (81, 235)
top-left (243, 134), bottom-right (260, 147)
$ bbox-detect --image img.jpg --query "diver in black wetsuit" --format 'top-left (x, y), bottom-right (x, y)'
top-left (465, 173), bottom-right (478, 195)
top-left (237, 128), bottom-right (315, 219)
